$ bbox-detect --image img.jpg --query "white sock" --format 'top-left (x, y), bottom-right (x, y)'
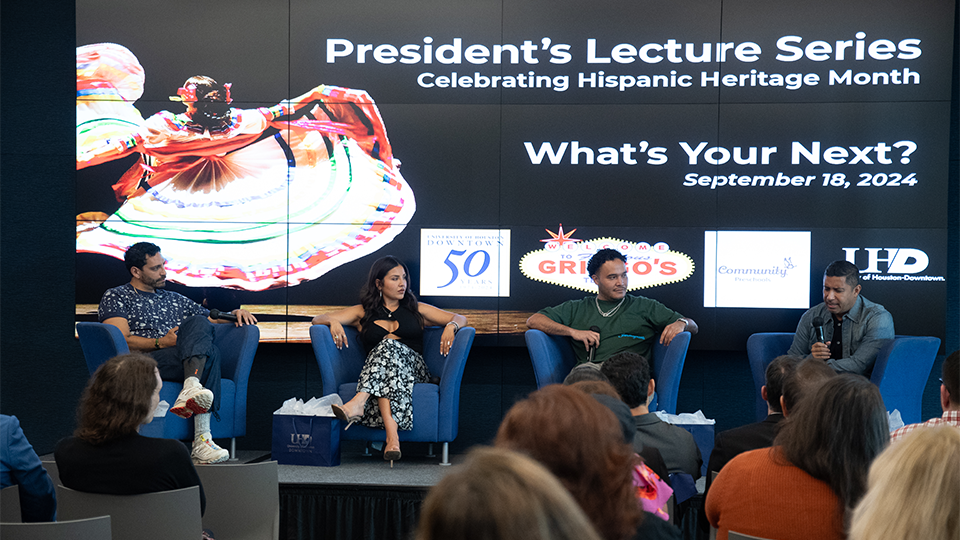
top-left (194, 413), bottom-right (211, 440)
top-left (184, 376), bottom-right (201, 390)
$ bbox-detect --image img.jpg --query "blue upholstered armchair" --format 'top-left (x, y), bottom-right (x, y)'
top-left (746, 332), bottom-right (941, 424)
top-left (310, 324), bottom-right (475, 465)
top-left (746, 332), bottom-right (796, 422)
top-left (75, 321), bottom-right (260, 456)
top-left (524, 329), bottom-right (692, 415)
top-left (867, 336), bottom-right (941, 424)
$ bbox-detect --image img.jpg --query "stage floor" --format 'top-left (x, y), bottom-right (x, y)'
top-left (212, 442), bottom-right (469, 488)
top-left (277, 452), bottom-right (464, 487)
top-left (42, 444), bottom-right (467, 489)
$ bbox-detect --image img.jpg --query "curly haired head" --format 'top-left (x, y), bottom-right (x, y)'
top-left (600, 351), bottom-right (651, 409)
top-left (75, 353), bottom-right (159, 445)
top-left (495, 385), bottom-right (641, 540)
top-left (416, 447), bottom-right (603, 540)
top-left (587, 249), bottom-right (626, 278)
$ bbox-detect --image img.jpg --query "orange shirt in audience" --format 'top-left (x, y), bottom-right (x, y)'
top-left (705, 447), bottom-right (845, 540)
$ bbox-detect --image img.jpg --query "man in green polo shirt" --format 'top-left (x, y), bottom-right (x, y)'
top-left (527, 248), bottom-right (697, 364)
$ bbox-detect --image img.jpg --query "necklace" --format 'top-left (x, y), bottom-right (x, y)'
top-left (130, 283), bottom-right (157, 298)
top-left (596, 295), bottom-right (626, 317)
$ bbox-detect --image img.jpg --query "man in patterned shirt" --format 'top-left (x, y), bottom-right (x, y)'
top-left (99, 242), bottom-right (257, 463)
top-left (890, 350), bottom-right (959, 442)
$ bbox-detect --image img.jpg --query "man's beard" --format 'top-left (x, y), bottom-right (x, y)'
top-left (143, 276), bottom-right (166, 289)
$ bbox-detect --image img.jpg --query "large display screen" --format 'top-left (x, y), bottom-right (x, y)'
top-left (75, 0), bottom-right (954, 349)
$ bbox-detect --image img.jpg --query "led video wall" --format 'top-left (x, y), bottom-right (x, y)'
top-left (76, 0), bottom-right (955, 348)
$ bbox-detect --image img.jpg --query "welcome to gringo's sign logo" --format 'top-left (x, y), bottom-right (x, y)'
top-left (520, 226), bottom-right (695, 292)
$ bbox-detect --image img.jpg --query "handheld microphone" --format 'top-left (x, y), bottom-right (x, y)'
top-left (587, 325), bottom-right (601, 363)
top-left (812, 317), bottom-right (826, 343)
top-left (209, 308), bottom-right (238, 322)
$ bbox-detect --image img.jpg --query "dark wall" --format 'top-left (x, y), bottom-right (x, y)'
top-left (1, 0), bottom-right (84, 453)
top-left (2, 0), bottom-right (958, 455)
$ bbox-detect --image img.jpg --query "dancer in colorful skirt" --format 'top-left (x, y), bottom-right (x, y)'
top-left (76, 43), bottom-right (415, 291)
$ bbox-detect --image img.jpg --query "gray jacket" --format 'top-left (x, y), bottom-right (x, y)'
top-left (787, 296), bottom-right (894, 374)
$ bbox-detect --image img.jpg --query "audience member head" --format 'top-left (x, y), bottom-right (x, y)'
top-left (124, 241), bottom-right (161, 274)
top-left (75, 353), bottom-right (161, 445)
top-left (567, 380), bottom-right (634, 444)
top-left (587, 392), bottom-right (636, 445)
top-left (600, 352), bottom-right (652, 410)
top-left (824, 259), bottom-right (860, 289)
top-left (416, 446), bottom-right (603, 540)
top-left (779, 357), bottom-right (836, 415)
top-left (586, 248), bottom-right (627, 279)
top-left (563, 364), bottom-right (610, 385)
top-left (941, 349), bottom-right (959, 411)
top-left (763, 355), bottom-right (801, 414)
top-left (849, 426), bottom-right (960, 540)
top-left (495, 385), bottom-right (641, 540)
top-left (775, 374), bottom-right (889, 516)
top-left (569, 379), bottom-right (620, 400)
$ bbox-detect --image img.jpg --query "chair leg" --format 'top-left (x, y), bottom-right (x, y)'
top-left (426, 443), bottom-right (435, 457)
top-left (362, 443), bottom-right (371, 457)
top-left (440, 442), bottom-right (451, 466)
top-left (230, 437), bottom-right (236, 460)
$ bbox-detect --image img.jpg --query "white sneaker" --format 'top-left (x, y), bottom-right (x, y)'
top-left (192, 434), bottom-right (229, 464)
top-left (170, 377), bottom-right (213, 419)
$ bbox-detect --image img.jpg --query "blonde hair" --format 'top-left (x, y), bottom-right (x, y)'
top-left (850, 426), bottom-right (960, 540)
top-left (415, 447), bottom-right (603, 540)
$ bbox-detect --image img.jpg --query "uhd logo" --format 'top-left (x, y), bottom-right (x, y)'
top-left (843, 248), bottom-right (928, 274)
top-left (291, 433), bottom-right (312, 448)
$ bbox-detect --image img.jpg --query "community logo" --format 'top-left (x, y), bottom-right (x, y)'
top-left (520, 225), bottom-right (695, 292)
top-left (703, 230), bottom-right (811, 309)
top-left (717, 257), bottom-right (798, 281)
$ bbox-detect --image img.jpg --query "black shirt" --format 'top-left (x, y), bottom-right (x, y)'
top-left (830, 317), bottom-right (843, 359)
top-left (359, 305), bottom-right (423, 354)
top-left (55, 433), bottom-right (205, 515)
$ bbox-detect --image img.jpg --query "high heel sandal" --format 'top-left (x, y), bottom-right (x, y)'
top-left (384, 446), bottom-right (401, 468)
top-left (331, 404), bottom-right (361, 430)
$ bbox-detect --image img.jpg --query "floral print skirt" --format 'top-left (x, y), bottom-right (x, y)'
top-left (356, 338), bottom-right (430, 431)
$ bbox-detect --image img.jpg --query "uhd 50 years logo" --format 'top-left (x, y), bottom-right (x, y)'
top-left (521, 227), bottom-right (694, 292)
top-left (420, 229), bottom-right (511, 297)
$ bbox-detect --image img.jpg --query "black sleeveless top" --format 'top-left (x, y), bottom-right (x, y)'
top-left (359, 305), bottom-right (424, 354)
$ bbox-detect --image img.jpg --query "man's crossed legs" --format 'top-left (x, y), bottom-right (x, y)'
top-left (152, 316), bottom-right (228, 464)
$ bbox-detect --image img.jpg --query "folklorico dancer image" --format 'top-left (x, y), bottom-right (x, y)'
top-left (77, 43), bottom-right (415, 291)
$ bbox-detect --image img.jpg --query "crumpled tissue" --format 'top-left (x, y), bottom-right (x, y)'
top-left (273, 394), bottom-right (344, 417)
top-left (153, 400), bottom-right (169, 418)
top-left (655, 410), bottom-right (716, 425)
top-left (887, 409), bottom-right (904, 432)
